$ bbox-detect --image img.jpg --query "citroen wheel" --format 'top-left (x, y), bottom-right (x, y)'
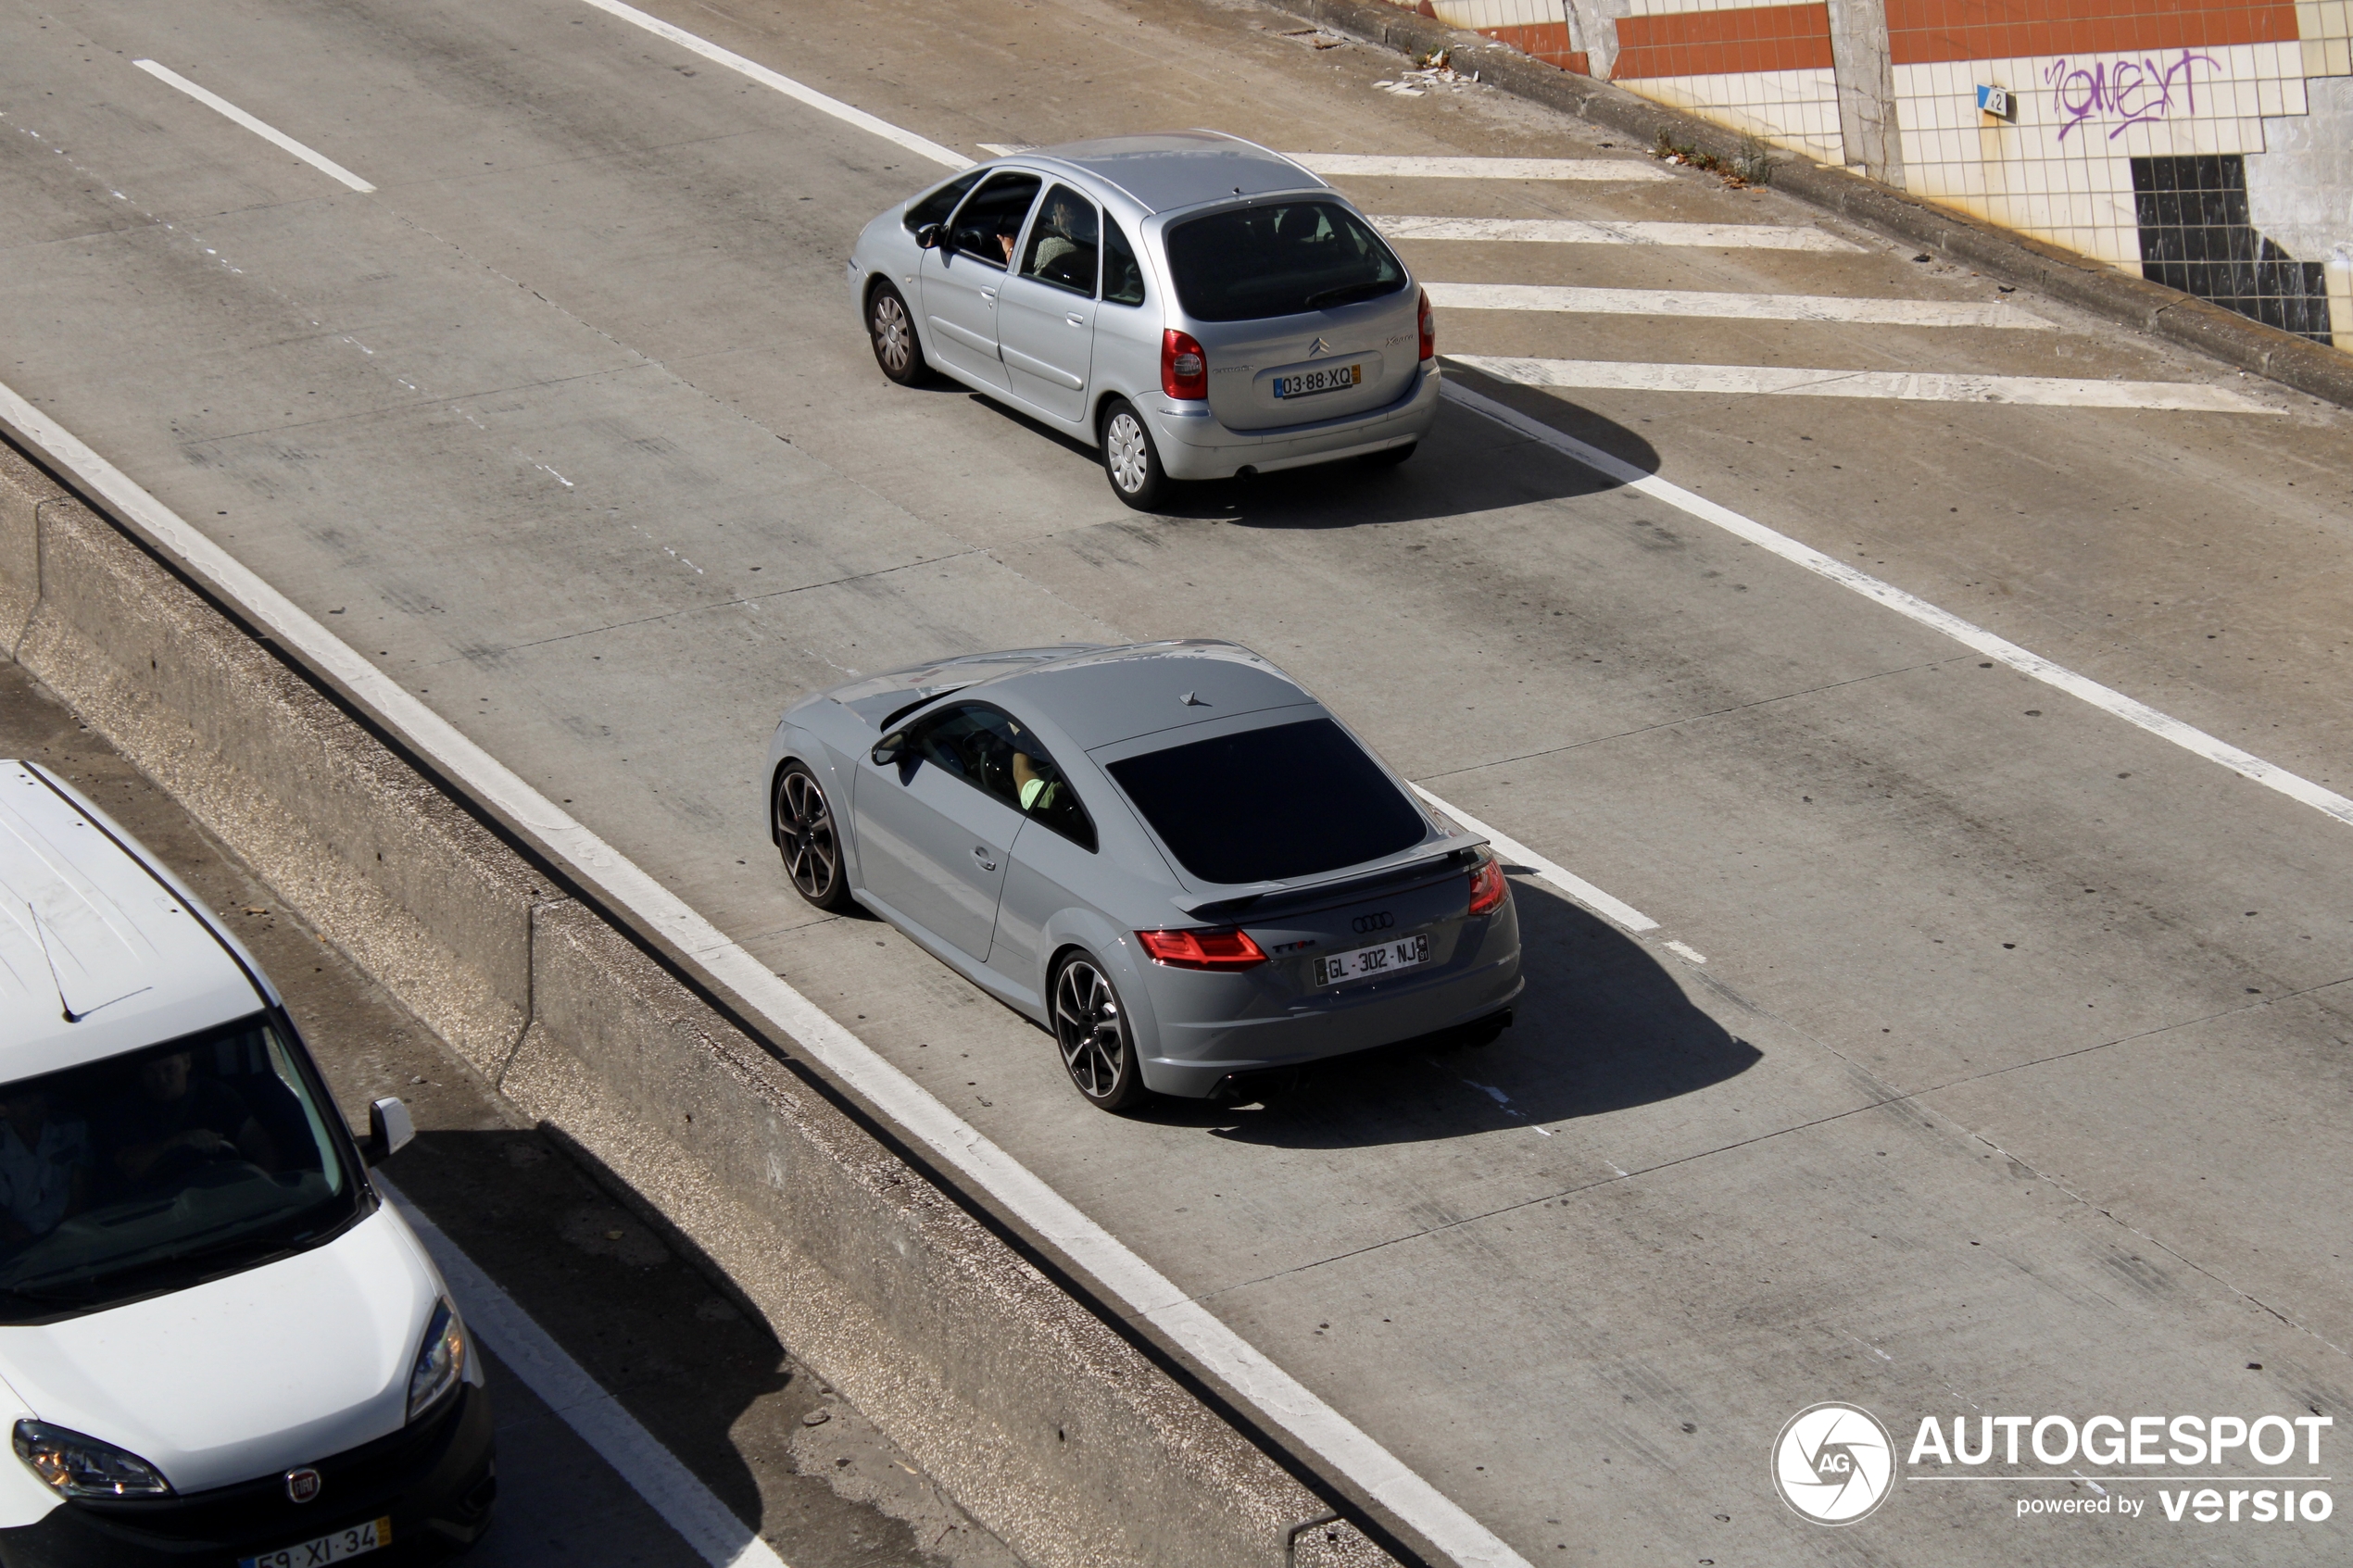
top-left (774, 762), bottom-right (852, 911)
top-left (1100, 397), bottom-right (1170, 511)
top-left (1051, 951), bottom-right (1148, 1111)
top-left (867, 281), bottom-right (929, 386)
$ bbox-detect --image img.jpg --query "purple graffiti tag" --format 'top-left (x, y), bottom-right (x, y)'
top-left (2045, 50), bottom-right (2218, 143)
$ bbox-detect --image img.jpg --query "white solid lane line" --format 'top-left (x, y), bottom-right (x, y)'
top-left (1441, 380), bottom-right (2353, 832)
top-left (130, 60), bottom-right (375, 193)
top-left (1290, 153), bottom-right (1672, 182)
top-left (1429, 282), bottom-right (2050, 329)
top-left (1452, 355), bottom-right (2281, 413)
top-left (1376, 215), bottom-right (1863, 251)
top-left (379, 1177), bottom-right (790, 1568)
top-left (578, 0), bottom-right (971, 169)
top-left (0, 382), bottom-right (1535, 1568)
top-left (1411, 785), bottom-right (1669, 940)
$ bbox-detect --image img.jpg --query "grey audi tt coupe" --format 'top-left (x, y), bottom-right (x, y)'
top-left (764, 641), bottom-right (1522, 1110)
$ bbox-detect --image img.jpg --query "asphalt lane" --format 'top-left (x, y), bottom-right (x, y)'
top-left (0, 657), bottom-right (1017, 1568)
top-left (2, 0), bottom-right (2350, 1562)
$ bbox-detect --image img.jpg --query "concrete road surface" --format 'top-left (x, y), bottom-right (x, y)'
top-left (2, 0), bottom-right (2348, 1562)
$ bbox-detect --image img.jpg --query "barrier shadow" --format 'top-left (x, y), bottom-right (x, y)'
top-left (960, 375), bottom-right (1660, 529)
top-left (380, 1129), bottom-right (935, 1562)
top-left (1151, 878), bottom-right (1759, 1149)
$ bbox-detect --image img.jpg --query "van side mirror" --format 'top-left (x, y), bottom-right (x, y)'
top-left (871, 732), bottom-right (907, 767)
top-left (915, 223), bottom-right (944, 251)
top-left (366, 1096), bottom-right (415, 1164)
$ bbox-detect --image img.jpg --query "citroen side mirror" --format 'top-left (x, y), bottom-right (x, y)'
top-left (871, 732), bottom-right (907, 767)
top-left (366, 1096), bottom-right (415, 1164)
top-left (915, 223), bottom-right (943, 251)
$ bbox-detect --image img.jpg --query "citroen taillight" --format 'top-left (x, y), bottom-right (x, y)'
top-left (1417, 288), bottom-right (1435, 361)
top-left (1162, 330), bottom-right (1207, 399)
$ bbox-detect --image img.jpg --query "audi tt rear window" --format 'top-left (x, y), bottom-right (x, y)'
top-left (1164, 202), bottom-right (1405, 322)
top-left (1108, 718), bottom-right (1427, 884)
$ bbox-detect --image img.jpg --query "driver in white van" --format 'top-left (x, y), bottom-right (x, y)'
top-left (0, 1089), bottom-right (89, 1245)
top-left (105, 1050), bottom-right (278, 1185)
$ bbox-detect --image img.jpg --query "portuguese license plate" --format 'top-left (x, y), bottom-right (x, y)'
top-left (1272, 363), bottom-right (1363, 399)
top-left (1313, 932), bottom-right (1430, 987)
top-left (240, 1517), bottom-right (390, 1568)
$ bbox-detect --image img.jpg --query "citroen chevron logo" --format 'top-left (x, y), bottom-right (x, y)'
top-left (1308, 336), bottom-right (1333, 358)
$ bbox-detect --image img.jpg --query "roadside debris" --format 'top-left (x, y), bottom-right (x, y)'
top-left (1650, 128), bottom-right (1775, 187)
top-left (1276, 25), bottom-right (1349, 50)
top-left (1372, 50), bottom-right (1479, 96)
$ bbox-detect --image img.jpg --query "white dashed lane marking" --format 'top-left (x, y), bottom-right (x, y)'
top-left (1376, 215), bottom-right (1863, 250)
top-left (1428, 282), bottom-right (2050, 329)
top-left (1451, 355), bottom-right (2281, 413)
top-left (131, 59), bottom-right (375, 192)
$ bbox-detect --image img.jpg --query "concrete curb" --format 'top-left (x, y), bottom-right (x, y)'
top-left (0, 433), bottom-right (1398, 1568)
top-left (1252, 0), bottom-right (2353, 411)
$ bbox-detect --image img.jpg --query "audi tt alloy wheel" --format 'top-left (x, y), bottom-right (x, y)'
top-left (775, 763), bottom-right (851, 911)
top-left (1051, 955), bottom-right (1146, 1110)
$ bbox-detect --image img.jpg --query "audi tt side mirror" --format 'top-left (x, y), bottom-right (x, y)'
top-left (915, 223), bottom-right (943, 251)
top-left (871, 733), bottom-right (906, 767)
top-left (366, 1096), bottom-right (415, 1164)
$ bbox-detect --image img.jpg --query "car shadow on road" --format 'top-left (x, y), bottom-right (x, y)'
top-left (1151, 879), bottom-right (1759, 1148)
top-left (960, 381), bottom-right (1659, 529)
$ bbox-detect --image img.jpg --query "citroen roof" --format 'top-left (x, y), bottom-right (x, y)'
top-left (1019, 132), bottom-right (1327, 214)
top-left (0, 761), bottom-right (263, 1075)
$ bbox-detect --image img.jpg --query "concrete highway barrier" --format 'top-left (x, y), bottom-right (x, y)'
top-left (0, 432), bottom-right (1397, 1568)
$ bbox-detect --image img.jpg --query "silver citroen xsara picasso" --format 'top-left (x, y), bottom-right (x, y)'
top-left (846, 132), bottom-right (1440, 508)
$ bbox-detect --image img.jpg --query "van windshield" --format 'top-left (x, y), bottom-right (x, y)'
top-left (1164, 201), bottom-right (1405, 322)
top-left (0, 1014), bottom-right (364, 1323)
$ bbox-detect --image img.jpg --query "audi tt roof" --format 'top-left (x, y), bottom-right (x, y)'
top-left (1022, 132), bottom-right (1327, 214)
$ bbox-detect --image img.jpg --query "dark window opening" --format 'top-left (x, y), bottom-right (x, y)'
top-left (2132, 155), bottom-right (2332, 345)
top-left (904, 170), bottom-right (984, 234)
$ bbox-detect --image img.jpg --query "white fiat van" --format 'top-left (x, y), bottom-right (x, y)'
top-left (0, 761), bottom-right (493, 1565)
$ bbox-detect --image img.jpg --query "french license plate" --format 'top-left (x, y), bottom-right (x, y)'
top-left (1271, 363), bottom-right (1363, 399)
top-left (240, 1517), bottom-right (390, 1568)
top-left (1313, 933), bottom-right (1430, 987)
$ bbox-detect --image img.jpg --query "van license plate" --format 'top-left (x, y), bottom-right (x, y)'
top-left (1272, 363), bottom-right (1363, 398)
top-left (240, 1516), bottom-right (390, 1568)
top-left (1313, 933), bottom-right (1429, 987)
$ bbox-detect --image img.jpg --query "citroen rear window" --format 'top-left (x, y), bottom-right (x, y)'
top-left (1164, 201), bottom-right (1405, 322)
top-left (1107, 718), bottom-right (1426, 884)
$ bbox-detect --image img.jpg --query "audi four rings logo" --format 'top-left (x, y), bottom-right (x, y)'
top-left (1351, 911), bottom-right (1394, 934)
top-left (285, 1467), bottom-right (322, 1504)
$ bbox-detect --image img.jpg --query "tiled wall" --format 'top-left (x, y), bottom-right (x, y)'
top-left (1403, 0), bottom-right (2353, 349)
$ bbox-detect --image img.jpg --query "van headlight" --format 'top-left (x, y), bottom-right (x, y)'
top-left (13, 1421), bottom-right (173, 1499)
top-left (407, 1298), bottom-right (468, 1423)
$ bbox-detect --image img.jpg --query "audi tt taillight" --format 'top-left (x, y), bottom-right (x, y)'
top-left (1417, 288), bottom-right (1435, 361)
top-left (1138, 927), bottom-right (1267, 970)
top-left (1162, 330), bottom-right (1207, 399)
top-left (1466, 858), bottom-right (1508, 917)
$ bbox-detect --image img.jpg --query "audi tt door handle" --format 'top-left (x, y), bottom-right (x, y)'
top-left (973, 846), bottom-right (998, 872)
